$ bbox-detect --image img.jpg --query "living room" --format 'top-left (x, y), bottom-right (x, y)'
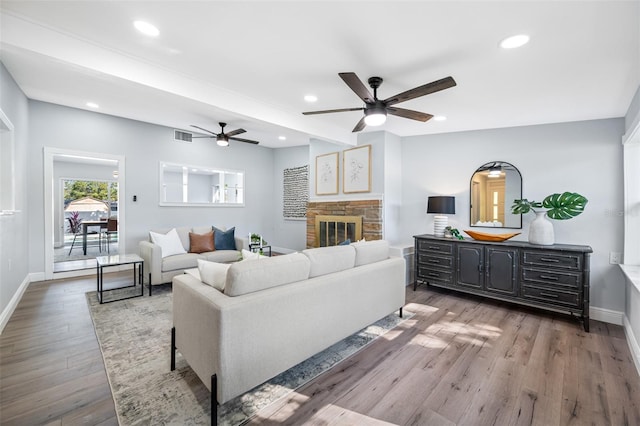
top-left (1, 1), bottom-right (640, 424)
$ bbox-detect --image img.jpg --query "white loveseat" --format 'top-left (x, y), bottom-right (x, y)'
top-left (171, 240), bottom-right (406, 422)
top-left (139, 226), bottom-right (245, 288)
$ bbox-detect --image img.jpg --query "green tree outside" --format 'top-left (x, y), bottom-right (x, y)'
top-left (64, 180), bottom-right (118, 202)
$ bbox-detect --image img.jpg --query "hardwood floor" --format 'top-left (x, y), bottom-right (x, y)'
top-left (1, 276), bottom-right (638, 425)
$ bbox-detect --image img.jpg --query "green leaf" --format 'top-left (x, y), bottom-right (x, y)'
top-left (511, 199), bottom-right (535, 214)
top-left (542, 192), bottom-right (588, 220)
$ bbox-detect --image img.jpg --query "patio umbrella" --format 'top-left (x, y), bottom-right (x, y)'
top-left (64, 196), bottom-right (109, 212)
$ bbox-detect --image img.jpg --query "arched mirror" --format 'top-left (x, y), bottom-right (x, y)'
top-left (470, 161), bottom-right (522, 228)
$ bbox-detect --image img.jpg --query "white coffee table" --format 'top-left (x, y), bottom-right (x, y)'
top-left (96, 254), bottom-right (144, 303)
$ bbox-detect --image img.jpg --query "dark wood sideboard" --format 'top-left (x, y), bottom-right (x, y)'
top-left (413, 234), bottom-right (593, 331)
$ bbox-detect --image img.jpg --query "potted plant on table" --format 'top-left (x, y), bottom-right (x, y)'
top-left (511, 191), bottom-right (588, 245)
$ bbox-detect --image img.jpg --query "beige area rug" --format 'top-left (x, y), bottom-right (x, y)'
top-left (86, 285), bottom-right (413, 425)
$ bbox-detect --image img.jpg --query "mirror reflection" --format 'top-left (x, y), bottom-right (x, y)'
top-left (470, 161), bottom-right (522, 228)
top-left (159, 162), bottom-right (244, 206)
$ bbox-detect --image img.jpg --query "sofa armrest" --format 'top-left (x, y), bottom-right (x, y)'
top-left (139, 240), bottom-right (162, 285)
top-left (172, 274), bottom-right (225, 398)
top-left (234, 236), bottom-right (247, 251)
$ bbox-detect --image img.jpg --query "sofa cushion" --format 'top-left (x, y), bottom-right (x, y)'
top-left (213, 226), bottom-right (237, 250)
top-left (225, 253), bottom-right (311, 297)
top-left (351, 239), bottom-right (389, 266)
top-left (197, 259), bottom-right (230, 291)
top-left (162, 253), bottom-right (200, 272)
top-left (201, 250), bottom-right (242, 263)
top-left (189, 231), bottom-right (215, 254)
top-left (302, 245), bottom-right (356, 278)
top-left (150, 228), bottom-right (187, 258)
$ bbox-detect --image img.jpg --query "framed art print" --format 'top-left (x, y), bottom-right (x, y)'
top-left (315, 152), bottom-right (339, 195)
top-left (343, 145), bottom-right (371, 193)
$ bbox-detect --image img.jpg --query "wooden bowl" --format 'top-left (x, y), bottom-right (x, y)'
top-left (464, 230), bottom-right (521, 242)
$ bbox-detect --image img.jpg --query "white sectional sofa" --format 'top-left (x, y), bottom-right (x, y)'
top-left (139, 226), bottom-right (245, 288)
top-left (171, 240), bottom-right (406, 423)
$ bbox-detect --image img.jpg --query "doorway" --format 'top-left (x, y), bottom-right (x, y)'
top-left (44, 148), bottom-right (126, 279)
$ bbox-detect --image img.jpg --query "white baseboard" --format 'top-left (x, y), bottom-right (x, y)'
top-left (29, 272), bottom-right (46, 282)
top-left (590, 306), bottom-right (624, 325)
top-left (0, 274), bottom-right (30, 334)
top-left (624, 315), bottom-right (640, 377)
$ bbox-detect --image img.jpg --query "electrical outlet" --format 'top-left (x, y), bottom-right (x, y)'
top-left (609, 252), bottom-right (622, 265)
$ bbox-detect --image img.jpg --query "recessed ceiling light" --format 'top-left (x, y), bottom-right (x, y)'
top-left (433, 115), bottom-right (447, 121)
top-left (134, 20), bottom-right (160, 37)
top-left (500, 34), bottom-right (530, 49)
top-left (86, 102), bottom-right (99, 109)
top-left (304, 95), bottom-right (318, 103)
top-left (278, 136), bottom-right (287, 140)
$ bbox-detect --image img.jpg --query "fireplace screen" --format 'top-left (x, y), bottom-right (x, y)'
top-left (315, 215), bottom-right (363, 247)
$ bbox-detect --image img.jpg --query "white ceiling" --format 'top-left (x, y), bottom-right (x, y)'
top-left (1, 1), bottom-right (638, 148)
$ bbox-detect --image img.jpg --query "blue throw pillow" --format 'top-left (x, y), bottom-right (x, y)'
top-left (213, 226), bottom-right (236, 250)
top-left (338, 239), bottom-right (351, 245)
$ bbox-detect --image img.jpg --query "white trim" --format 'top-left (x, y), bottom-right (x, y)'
top-left (622, 114), bottom-right (640, 145)
top-left (590, 306), bottom-right (624, 325)
top-left (0, 108), bottom-right (16, 213)
top-left (624, 315), bottom-right (640, 377)
top-left (0, 274), bottom-right (30, 334)
top-left (29, 272), bottom-right (46, 282)
top-left (44, 148), bottom-right (126, 280)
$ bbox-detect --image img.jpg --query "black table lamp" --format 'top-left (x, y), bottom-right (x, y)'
top-left (427, 196), bottom-right (455, 237)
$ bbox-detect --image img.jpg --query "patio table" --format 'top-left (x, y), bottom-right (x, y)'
top-left (82, 220), bottom-right (107, 255)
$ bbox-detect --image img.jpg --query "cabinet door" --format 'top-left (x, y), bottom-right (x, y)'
top-left (457, 245), bottom-right (484, 289)
top-left (486, 247), bottom-right (518, 296)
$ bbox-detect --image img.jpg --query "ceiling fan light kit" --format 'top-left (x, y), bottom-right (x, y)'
top-left (190, 122), bottom-right (259, 146)
top-left (302, 72), bottom-right (456, 132)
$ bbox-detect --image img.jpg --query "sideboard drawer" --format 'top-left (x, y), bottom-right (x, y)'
top-left (417, 240), bottom-right (453, 255)
top-left (417, 267), bottom-right (453, 284)
top-left (418, 253), bottom-right (454, 269)
top-left (521, 267), bottom-right (581, 289)
top-left (522, 251), bottom-right (582, 271)
top-left (521, 285), bottom-right (580, 308)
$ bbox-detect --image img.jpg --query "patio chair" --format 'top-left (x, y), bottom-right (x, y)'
top-left (67, 217), bottom-right (100, 255)
top-left (101, 217), bottom-right (118, 253)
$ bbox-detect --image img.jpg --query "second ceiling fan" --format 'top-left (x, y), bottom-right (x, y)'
top-left (303, 72), bottom-right (457, 132)
top-left (191, 122), bottom-right (259, 146)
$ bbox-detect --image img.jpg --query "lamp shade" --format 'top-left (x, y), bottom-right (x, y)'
top-left (427, 196), bottom-right (455, 215)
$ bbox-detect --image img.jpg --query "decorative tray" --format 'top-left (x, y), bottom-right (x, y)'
top-left (464, 230), bottom-right (521, 242)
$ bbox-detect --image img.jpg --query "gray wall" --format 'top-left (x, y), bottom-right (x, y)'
top-left (0, 62), bottom-right (30, 320)
top-left (626, 86), bottom-right (640, 133)
top-left (400, 118), bottom-right (626, 313)
top-left (27, 101), bottom-right (277, 275)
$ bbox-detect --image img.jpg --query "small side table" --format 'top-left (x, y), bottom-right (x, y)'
top-left (96, 254), bottom-right (144, 304)
top-left (248, 243), bottom-right (272, 257)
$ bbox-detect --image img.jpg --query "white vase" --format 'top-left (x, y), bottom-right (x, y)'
top-left (529, 211), bottom-right (554, 245)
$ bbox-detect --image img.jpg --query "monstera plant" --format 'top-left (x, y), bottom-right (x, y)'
top-left (511, 191), bottom-right (588, 220)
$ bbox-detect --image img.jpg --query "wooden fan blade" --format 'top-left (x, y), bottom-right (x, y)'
top-left (225, 128), bottom-right (246, 137)
top-left (190, 125), bottom-right (218, 136)
top-left (303, 107), bottom-right (364, 115)
top-left (339, 72), bottom-right (375, 103)
top-left (387, 107), bottom-right (434, 122)
top-left (229, 137), bottom-right (259, 145)
top-left (352, 116), bottom-right (367, 133)
top-left (383, 76), bottom-right (457, 106)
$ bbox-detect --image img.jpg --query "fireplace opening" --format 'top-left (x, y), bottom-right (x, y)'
top-left (315, 215), bottom-right (362, 247)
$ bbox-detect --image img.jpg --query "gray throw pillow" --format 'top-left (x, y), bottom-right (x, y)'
top-left (213, 226), bottom-right (236, 250)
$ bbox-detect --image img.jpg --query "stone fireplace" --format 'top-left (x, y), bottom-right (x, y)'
top-left (306, 199), bottom-right (383, 248)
